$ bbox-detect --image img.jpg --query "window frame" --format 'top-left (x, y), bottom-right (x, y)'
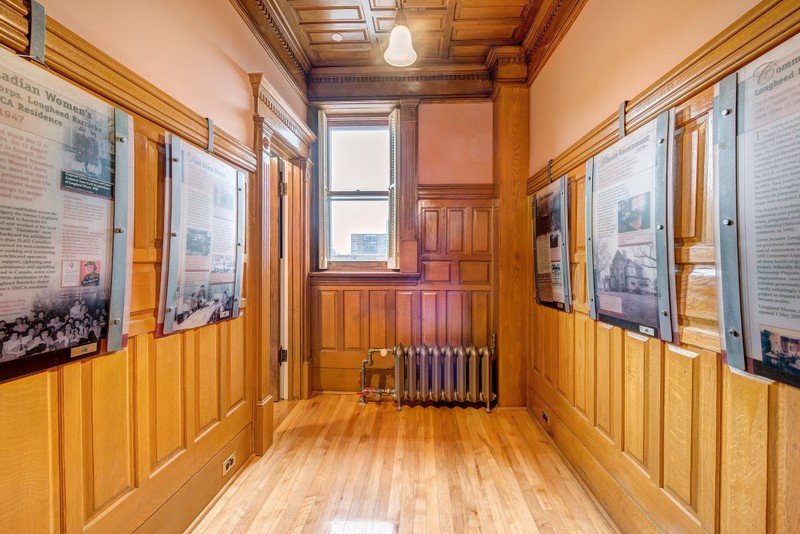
top-left (317, 109), bottom-right (399, 271)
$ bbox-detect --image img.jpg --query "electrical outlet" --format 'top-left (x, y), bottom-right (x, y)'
top-left (222, 452), bottom-right (236, 476)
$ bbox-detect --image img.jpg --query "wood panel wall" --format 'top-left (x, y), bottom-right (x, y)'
top-left (0, 4), bottom-right (259, 531)
top-left (527, 12), bottom-right (800, 529)
top-left (0, 116), bottom-right (254, 534)
top-left (310, 188), bottom-right (496, 392)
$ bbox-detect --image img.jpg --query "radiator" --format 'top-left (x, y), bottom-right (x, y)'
top-left (360, 337), bottom-right (497, 412)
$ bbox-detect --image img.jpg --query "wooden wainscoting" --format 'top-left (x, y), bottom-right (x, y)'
top-left (0, 116), bottom-right (254, 533)
top-left (528, 86), bottom-right (800, 532)
top-left (310, 186), bottom-right (495, 393)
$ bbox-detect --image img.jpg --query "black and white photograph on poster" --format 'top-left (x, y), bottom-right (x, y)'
top-left (716, 32), bottom-right (800, 387)
top-left (586, 111), bottom-right (673, 341)
top-left (761, 326), bottom-right (800, 377)
top-left (533, 175), bottom-right (571, 311)
top-left (0, 49), bottom-right (131, 381)
top-left (158, 137), bottom-right (244, 336)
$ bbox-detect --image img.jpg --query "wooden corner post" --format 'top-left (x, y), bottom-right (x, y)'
top-left (487, 46), bottom-right (530, 407)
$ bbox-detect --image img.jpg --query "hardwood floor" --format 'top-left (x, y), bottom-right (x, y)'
top-left (193, 395), bottom-right (616, 533)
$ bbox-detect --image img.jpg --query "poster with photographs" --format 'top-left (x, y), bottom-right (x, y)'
top-left (715, 32), bottom-right (800, 388)
top-left (0, 49), bottom-right (132, 382)
top-left (585, 110), bottom-right (675, 341)
top-left (533, 175), bottom-right (571, 312)
top-left (158, 136), bottom-right (244, 336)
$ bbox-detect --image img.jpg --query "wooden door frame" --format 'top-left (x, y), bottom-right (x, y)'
top-left (250, 75), bottom-right (316, 436)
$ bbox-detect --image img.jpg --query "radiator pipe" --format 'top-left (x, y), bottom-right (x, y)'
top-left (358, 349), bottom-right (388, 404)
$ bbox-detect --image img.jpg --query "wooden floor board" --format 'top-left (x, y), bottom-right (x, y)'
top-left (193, 395), bottom-right (616, 533)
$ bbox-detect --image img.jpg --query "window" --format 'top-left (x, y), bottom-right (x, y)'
top-left (318, 109), bottom-right (399, 269)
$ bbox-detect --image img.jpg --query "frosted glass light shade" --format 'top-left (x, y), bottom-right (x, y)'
top-left (383, 15), bottom-right (416, 67)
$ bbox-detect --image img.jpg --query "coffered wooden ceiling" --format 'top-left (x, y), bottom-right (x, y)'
top-left (232, 0), bottom-right (586, 100)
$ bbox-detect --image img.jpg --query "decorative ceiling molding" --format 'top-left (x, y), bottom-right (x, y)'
top-left (485, 45), bottom-right (527, 84)
top-left (523, 0), bottom-right (587, 84)
top-left (308, 64), bottom-right (493, 101)
top-left (233, 0), bottom-right (586, 100)
top-left (231, 0), bottom-right (310, 96)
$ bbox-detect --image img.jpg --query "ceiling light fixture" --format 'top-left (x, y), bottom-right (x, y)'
top-left (331, 32), bottom-right (343, 42)
top-left (384, 5), bottom-right (416, 67)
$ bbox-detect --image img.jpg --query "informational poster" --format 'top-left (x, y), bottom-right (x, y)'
top-left (533, 175), bottom-right (571, 312)
top-left (158, 136), bottom-right (244, 335)
top-left (716, 32), bottom-right (800, 387)
top-left (586, 110), bottom-right (674, 341)
top-left (0, 50), bottom-right (132, 382)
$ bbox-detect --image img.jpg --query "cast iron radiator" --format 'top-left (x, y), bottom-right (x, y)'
top-left (360, 335), bottom-right (497, 412)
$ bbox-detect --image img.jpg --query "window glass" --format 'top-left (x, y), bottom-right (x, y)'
top-left (330, 199), bottom-right (389, 261)
top-left (330, 128), bottom-right (390, 191)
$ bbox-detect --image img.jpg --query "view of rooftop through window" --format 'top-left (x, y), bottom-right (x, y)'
top-left (329, 128), bottom-right (390, 261)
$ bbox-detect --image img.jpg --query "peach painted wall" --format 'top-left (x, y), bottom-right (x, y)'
top-left (45, 0), bottom-right (306, 145)
top-left (419, 102), bottom-right (493, 184)
top-left (529, 0), bottom-right (761, 174)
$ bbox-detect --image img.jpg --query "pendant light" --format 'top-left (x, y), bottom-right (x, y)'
top-left (384, 4), bottom-right (417, 67)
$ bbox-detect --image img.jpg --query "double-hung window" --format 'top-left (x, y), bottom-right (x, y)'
top-left (318, 109), bottom-right (399, 269)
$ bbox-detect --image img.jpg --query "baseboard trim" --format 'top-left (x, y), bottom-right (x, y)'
top-left (528, 390), bottom-right (657, 533)
top-left (254, 395), bottom-right (275, 455)
top-left (135, 424), bottom-right (253, 534)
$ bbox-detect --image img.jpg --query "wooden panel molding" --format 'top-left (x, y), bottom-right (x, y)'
top-left (311, 193), bottom-right (496, 392)
top-left (417, 183), bottom-right (494, 200)
top-left (527, 7), bottom-right (800, 529)
top-left (0, 8), bottom-right (258, 532)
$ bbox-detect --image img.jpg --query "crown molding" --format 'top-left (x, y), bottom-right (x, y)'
top-left (523, 0), bottom-right (587, 85)
top-left (232, 0), bottom-right (311, 98)
top-left (250, 73), bottom-right (316, 159)
top-left (308, 64), bottom-right (492, 100)
top-left (485, 45), bottom-right (527, 84)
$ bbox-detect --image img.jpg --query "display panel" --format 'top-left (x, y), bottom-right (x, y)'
top-left (159, 136), bottom-right (245, 335)
top-left (533, 175), bottom-right (571, 312)
top-left (716, 32), bottom-right (800, 387)
top-left (585, 110), bottom-right (674, 341)
top-left (0, 50), bottom-right (132, 382)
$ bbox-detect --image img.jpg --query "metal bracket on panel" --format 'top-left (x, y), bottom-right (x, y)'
top-left (559, 175), bottom-right (572, 314)
top-left (716, 73), bottom-right (746, 370)
top-left (585, 158), bottom-right (597, 320)
top-left (27, 1), bottom-right (46, 64)
top-left (279, 182), bottom-right (288, 197)
top-left (279, 349), bottom-right (288, 363)
top-left (206, 117), bottom-right (214, 153)
top-left (653, 109), bottom-right (673, 343)
top-left (618, 101), bottom-right (628, 139)
top-left (107, 108), bottom-right (132, 352)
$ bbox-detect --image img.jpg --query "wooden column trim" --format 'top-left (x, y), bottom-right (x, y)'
top-left (491, 46), bottom-right (530, 407)
top-left (288, 156), bottom-right (313, 400)
top-left (399, 99), bottom-right (420, 274)
top-left (250, 73), bottom-right (315, 404)
top-left (251, 118), bottom-right (275, 455)
top-left (297, 157), bottom-right (314, 399)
